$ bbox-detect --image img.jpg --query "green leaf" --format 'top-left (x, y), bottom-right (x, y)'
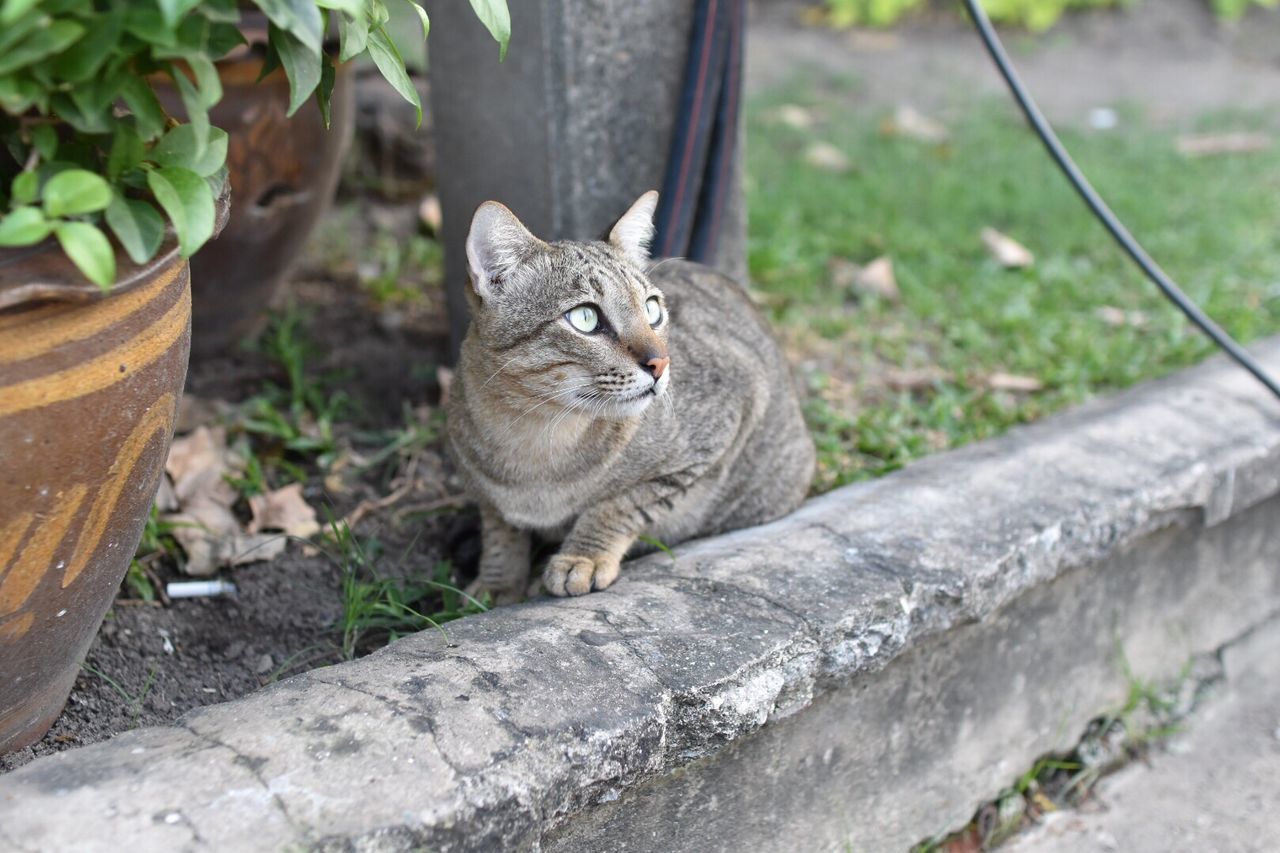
top-left (107, 123), bottom-right (146, 180)
top-left (206, 165), bottom-right (228, 202)
top-left (151, 125), bottom-right (229, 177)
top-left (43, 169), bottom-right (112, 218)
top-left (0, 206), bottom-right (50, 246)
top-left (0, 20), bottom-right (86, 76)
top-left (0, 0), bottom-right (39, 26)
top-left (208, 20), bottom-right (247, 56)
top-left (105, 194), bottom-right (165, 264)
top-left (468, 0), bottom-right (510, 61)
top-left (197, 0), bottom-right (240, 24)
top-left (0, 75), bottom-right (43, 114)
top-left (170, 67), bottom-right (210, 159)
top-left (60, 88), bottom-right (113, 134)
top-left (157, 0), bottom-right (202, 27)
top-left (31, 125), bottom-right (57, 161)
top-left (56, 222), bottom-right (116, 289)
top-left (11, 171), bottom-right (38, 205)
top-left (316, 53), bottom-right (336, 129)
top-left (256, 39), bottom-right (282, 83)
top-left (405, 1), bottom-right (429, 39)
top-left (0, 8), bottom-right (42, 56)
top-left (256, 0), bottom-right (324, 54)
top-left (268, 24), bottom-right (321, 117)
top-left (366, 26), bottom-right (421, 127)
top-left (315, 0), bottom-right (364, 16)
top-left (336, 7), bottom-right (370, 62)
top-left (124, 7), bottom-right (178, 47)
top-left (48, 8), bottom-right (124, 81)
top-left (119, 77), bottom-right (168, 141)
top-left (147, 166), bottom-right (215, 257)
top-left (186, 54), bottom-right (224, 109)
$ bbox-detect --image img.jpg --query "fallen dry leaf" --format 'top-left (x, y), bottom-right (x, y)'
top-left (984, 372), bottom-right (1044, 393)
top-left (154, 474), bottom-right (179, 513)
top-left (855, 256), bottom-right (900, 301)
top-left (1095, 305), bottom-right (1149, 328)
top-left (765, 103), bottom-right (815, 130)
top-left (418, 193), bottom-right (442, 234)
top-left (166, 500), bottom-right (240, 578)
top-left (165, 426), bottom-right (238, 508)
top-left (161, 426), bottom-right (289, 576)
top-left (803, 142), bottom-right (852, 174)
top-left (883, 105), bottom-right (949, 144)
top-left (436, 365), bottom-right (455, 407)
top-left (981, 227), bottom-right (1034, 269)
top-left (829, 256), bottom-right (900, 302)
top-left (884, 366), bottom-right (952, 391)
top-left (1176, 132), bottom-right (1272, 157)
top-left (846, 30), bottom-right (901, 52)
top-left (247, 483), bottom-right (321, 539)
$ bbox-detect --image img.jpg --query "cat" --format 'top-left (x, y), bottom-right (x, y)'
top-left (445, 191), bottom-right (815, 602)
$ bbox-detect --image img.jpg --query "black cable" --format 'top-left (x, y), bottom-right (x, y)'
top-left (961, 0), bottom-right (1280, 402)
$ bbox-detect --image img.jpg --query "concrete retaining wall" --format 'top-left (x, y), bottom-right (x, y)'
top-left (2, 340), bottom-right (1278, 852)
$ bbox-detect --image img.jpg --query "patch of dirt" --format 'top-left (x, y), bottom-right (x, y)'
top-left (1, 199), bottom-right (481, 775)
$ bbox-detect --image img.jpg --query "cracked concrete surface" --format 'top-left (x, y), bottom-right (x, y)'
top-left (1, 340), bottom-right (1279, 851)
top-left (1008, 615), bottom-right (1280, 853)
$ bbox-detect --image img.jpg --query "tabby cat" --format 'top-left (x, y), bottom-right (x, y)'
top-left (445, 192), bottom-right (814, 601)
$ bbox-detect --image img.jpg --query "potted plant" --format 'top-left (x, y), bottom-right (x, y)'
top-left (0, 0), bottom-right (510, 755)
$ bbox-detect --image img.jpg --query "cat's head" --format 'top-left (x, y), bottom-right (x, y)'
top-left (463, 191), bottom-right (670, 420)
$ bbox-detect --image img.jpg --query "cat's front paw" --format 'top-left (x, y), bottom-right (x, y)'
top-left (543, 553), bottom-right (621, 596)
top-left (465, 577), bottom-right (526, 607)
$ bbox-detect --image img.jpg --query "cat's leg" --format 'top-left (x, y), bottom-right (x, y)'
top-left (468, 504), bottom-right (532, 605)
top-left (544, 476), bottom-right (697, 596)
top-left (543, 510), bottom-right (635, 597)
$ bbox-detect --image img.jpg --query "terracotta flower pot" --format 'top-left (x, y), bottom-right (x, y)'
top-left (0, 195), bottom-right (228, 755)
top-left (165, 33), bottom-right (356, 359)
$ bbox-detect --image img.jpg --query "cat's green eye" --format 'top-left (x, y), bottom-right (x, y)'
top-left (645, 296), bottom-right (662, 327)
top-left (567, 304), bottom-right (600, 333)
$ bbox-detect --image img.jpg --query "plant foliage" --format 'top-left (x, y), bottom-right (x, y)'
top-left (1210, 0), bottom-right (1278, 19)
top-left (0, 0), bottom-right (509, 287)
top-left (825, 0), bottom-right (1252, 31)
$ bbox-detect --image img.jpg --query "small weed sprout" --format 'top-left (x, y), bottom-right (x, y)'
top-left (316, 513), bottom-right (488, 660)
top-left (239, 306), bottom-right (351, 471)
top-left (123, 506), bottom-right (185, 599)
top-left (81, 662), bottom-right (159, 728)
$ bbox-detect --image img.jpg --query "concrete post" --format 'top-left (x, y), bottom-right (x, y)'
top-left (428, 0), bottom-right (747, 360)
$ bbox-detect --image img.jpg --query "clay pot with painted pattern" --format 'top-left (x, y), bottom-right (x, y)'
top-left (0, 194), bottom-right (229, 755)
top-left (161, 18), bottom-right (356, 359)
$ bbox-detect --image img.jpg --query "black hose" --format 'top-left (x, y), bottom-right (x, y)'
top-left (961, 0), bottom-right (1280, 401)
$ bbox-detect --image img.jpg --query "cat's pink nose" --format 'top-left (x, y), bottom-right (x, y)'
top-left (646, 356), bottom-right (669, 379)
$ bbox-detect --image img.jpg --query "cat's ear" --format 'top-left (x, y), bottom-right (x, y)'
top-left (466, 201), bottom-right (543, 300)
top-left (609, 190), bottom-right (659, 266)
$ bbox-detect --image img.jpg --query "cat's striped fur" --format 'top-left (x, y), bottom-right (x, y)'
top-left (445, 192), bottom-right (815, 600)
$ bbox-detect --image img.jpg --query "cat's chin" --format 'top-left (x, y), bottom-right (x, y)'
top-left (598, 389), bottom-right (660, 420)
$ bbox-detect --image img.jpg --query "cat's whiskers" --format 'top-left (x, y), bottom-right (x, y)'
top-left (494, 379), bottom-right (596, 441)
top-left (540, 390), bottom-right (598, 449)
top-left (480, 354), bottom-right (522, 390)
top-left (645, 256), bottom-right (685, 276)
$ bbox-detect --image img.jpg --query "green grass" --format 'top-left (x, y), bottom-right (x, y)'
top-left (124, 505), bottom-right (186, 599)
top-left (321, 515), bottom-right (488, 660)
top-left (237, 305), bottom-right (352, 476)
top-left (747, 90), bottom-right (1280, 491)
top-left (81, 661), bottom-right (158, 727)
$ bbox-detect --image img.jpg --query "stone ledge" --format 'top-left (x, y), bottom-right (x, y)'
top-left (2, 340), bottom-right (1279, 852)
